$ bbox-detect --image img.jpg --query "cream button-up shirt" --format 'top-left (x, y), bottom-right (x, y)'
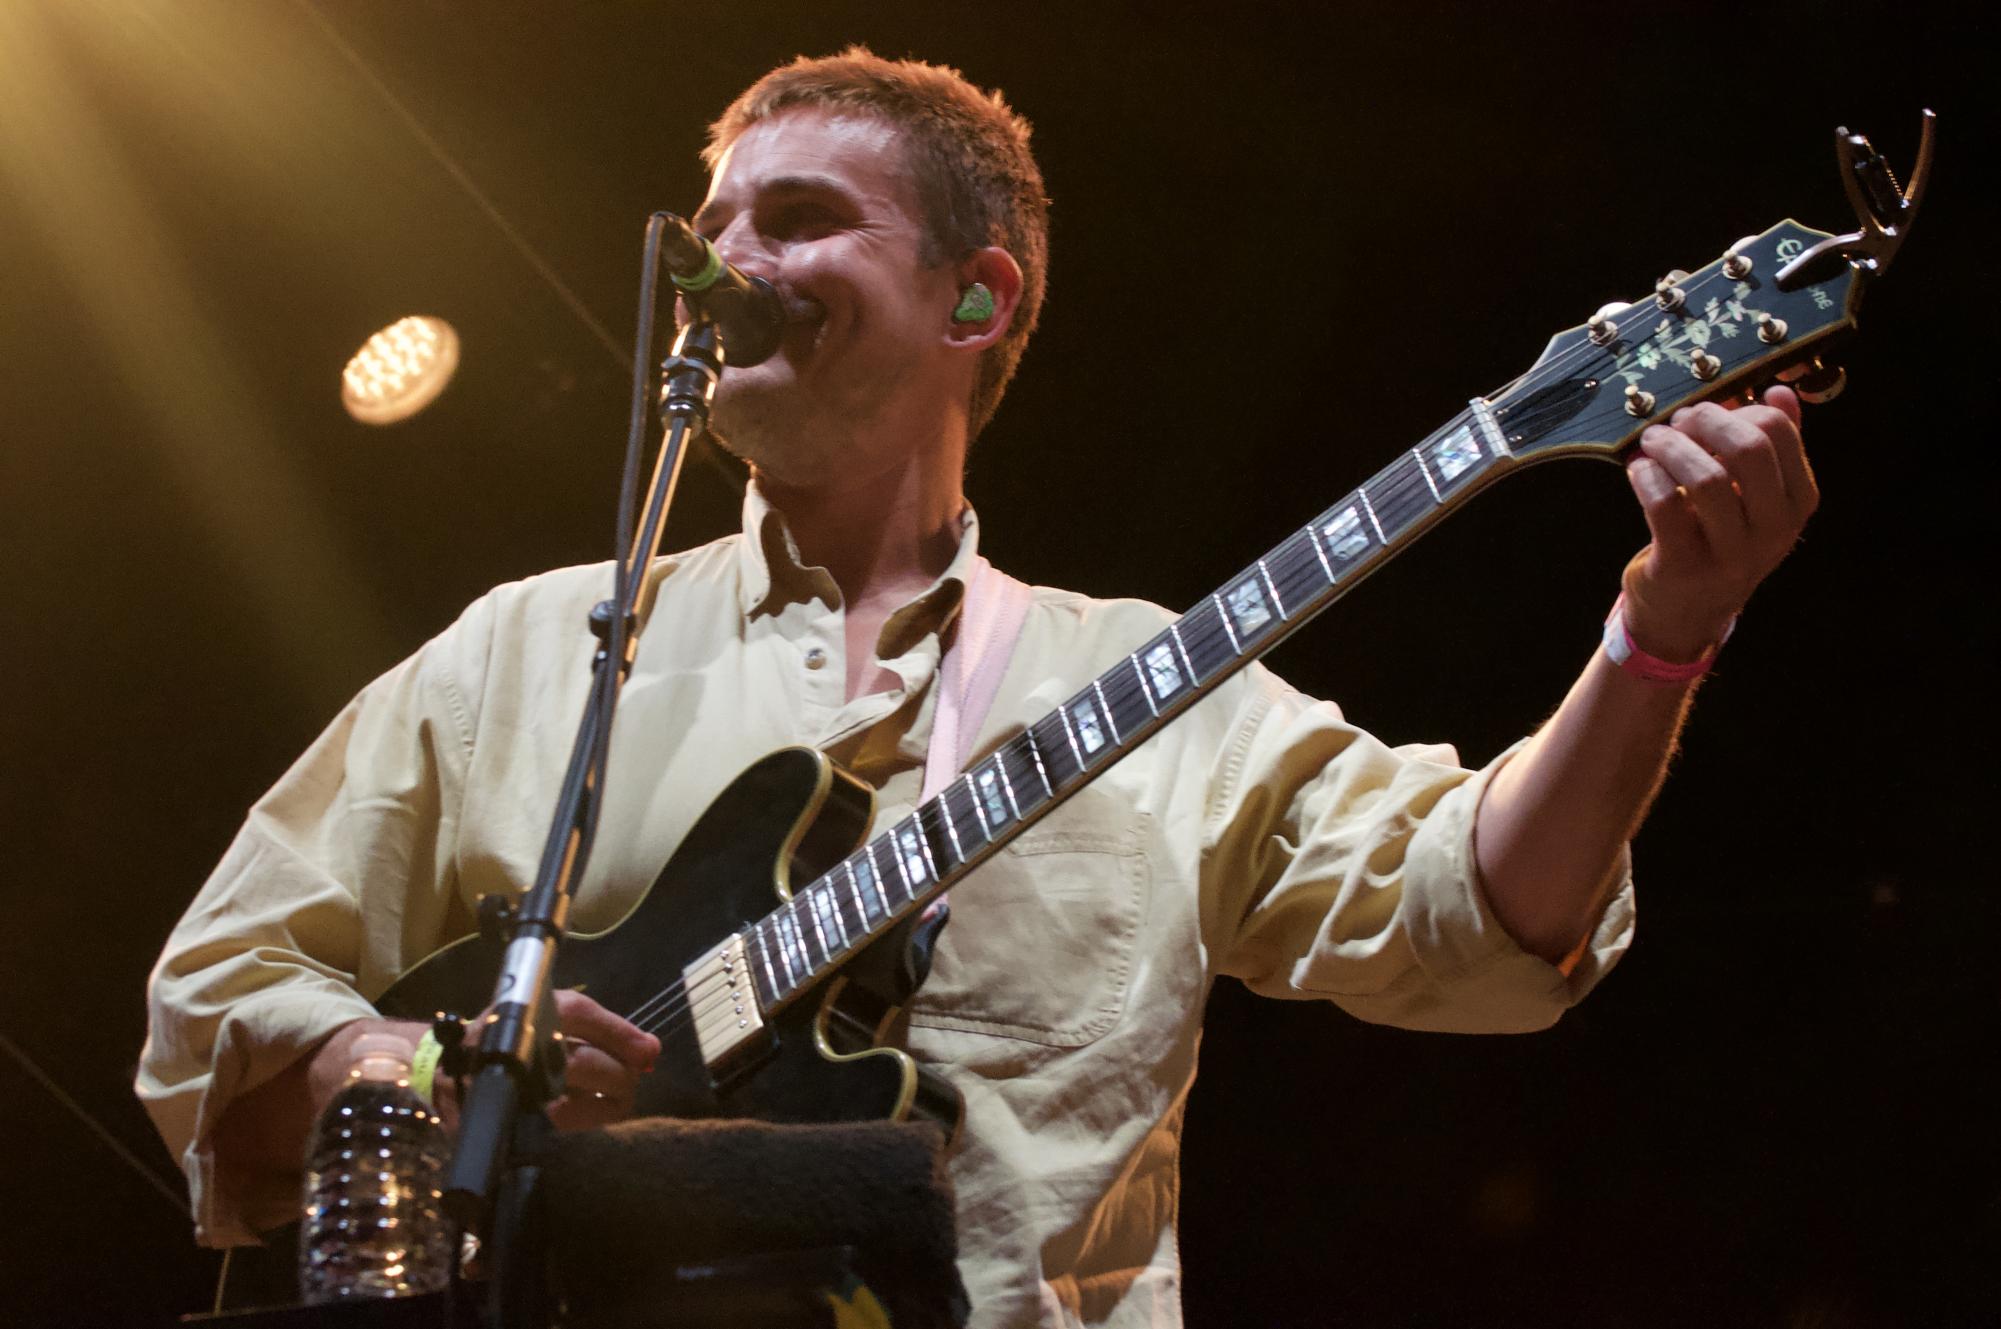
top-left (140, 486), bottom-right (1634, 1328)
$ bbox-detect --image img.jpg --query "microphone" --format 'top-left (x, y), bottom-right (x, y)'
top-left (657, 213), bottom-right (784, 368)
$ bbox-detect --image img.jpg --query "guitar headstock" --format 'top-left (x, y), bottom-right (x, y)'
top-left (1489, 112), bottom-right (1934, 462)
top-left (1489, 220), bottom-right (1861, 462)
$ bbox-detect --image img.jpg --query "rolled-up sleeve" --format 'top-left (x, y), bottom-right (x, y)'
top-left (136, 594), bottom-right (492, 1246)
top-left (1204, 668), bottom-right (1634, 1033)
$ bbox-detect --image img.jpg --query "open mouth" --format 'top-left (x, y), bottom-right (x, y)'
top-left (783, 294), bottom-right (827, 326)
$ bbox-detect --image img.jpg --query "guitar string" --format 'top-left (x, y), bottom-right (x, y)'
top-left (623, 353), bottom-right (1741, 1036)
top-left (620, 274), bottom-right (1758, 1042)
top-left (616, 260), bottom-right (1798, 1041)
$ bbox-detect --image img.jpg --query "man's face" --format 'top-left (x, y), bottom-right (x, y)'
top-left (693, 108), bottom-right (961, 486)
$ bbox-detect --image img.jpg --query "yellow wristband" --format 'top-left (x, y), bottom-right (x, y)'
top-left (409, 1030), bottom-right (445, 1107)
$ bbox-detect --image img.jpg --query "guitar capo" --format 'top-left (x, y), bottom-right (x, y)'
top-left (1777, 109), bottom-right (1935, 291)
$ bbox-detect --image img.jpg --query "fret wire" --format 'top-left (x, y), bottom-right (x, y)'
top-left (764, 917), bottom-right (795, 987)
top-left (773, 915), bottom-right (800, 987)
top-left (1412, 446), bottom-right (1442, 503)
top-left (1211, 592), bottom-right (1242, 652)
top-left (906, 817), bottom-right (940, 884)
top-left (935, 789), bottom-right (968, 864)
top-left (1269, 544), bottom-right (1317, 605)
top-left (1357, 487), bottom-right (1387, 543)
top-left (1182, 602), bottom-right (1233, 686)
top-left (753, 925), bottom-right (781, 999)
top-left (886, 833), bottom-right (915, 902)
top-left (1022, 727), bottom-right (1055, 798)
top-left (791, 897), bottom-right (824, 971)
top-left (829, 866), bottom-right (860, 936)
top-left (1091, 679), bottom-right (1121, 743)
top-left (1130, 655), bottom-right (1159, 716)
top-left (961, 772), bottom-right (991, 837)
top-left (1286, 528), bottom-right (1331, 580)
top-left (778, 909), bottom-right (810, 980)
top-left (1167, 621), bottom-right (1195, 682)
top-left (801, 886), bottom-right (829, 956)
top-left (1256, 556), bottom-right (1286, 617)
top-left (842, 861), bottom-right (875, 927)
top-left (800, 880), bottom-right (832, 956)
top-left (795, 904), bottom-right (819, 974)
top-left (993, 753), bottom-right (1023, 820)
top-left (896, 816), bottom-right (932, 888)
top-left (849, 861), bottom-right (875, 930)
top-left (814, 884), bottom-right (847, 951)
top-left (1201, 601), bottom-right (1239, 664)
top-left (859, 849), bottom-right (892, 915)
top-left (1055, 704), bottom-right (1086, 773)
top-left (1380, 455), bottom-right (1437, 533)
top-left (872, 837), bottom-right (910, 906)
top-left (1305, 521), bottom-right (1336, 582)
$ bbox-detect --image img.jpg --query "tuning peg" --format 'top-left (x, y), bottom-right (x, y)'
top-left (1587, 301), bottom-right (1632, 347)
top-left (1787, 358), bottom-right (1847, 403)
top-left (1655, 270), bottom-right (1691, 312)
top-left (1689, 350), bottom-right (1721, 381)
top-left (1722, 238), bottom-right (1759, 280)
top-left (1624, 384), bottom-right (1657, 417)
top-left (1756, 313), bottom-right (1789, 344)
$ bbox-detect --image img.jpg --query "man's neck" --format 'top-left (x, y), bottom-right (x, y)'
top-left (754, 452), bottom-right (966, 614)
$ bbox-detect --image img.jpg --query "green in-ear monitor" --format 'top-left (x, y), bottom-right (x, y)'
top-left (951, 282), bottom-right (995, 324)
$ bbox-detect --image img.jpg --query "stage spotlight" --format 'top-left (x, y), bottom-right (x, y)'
top-left (340, 315), bottom-right (460, 424)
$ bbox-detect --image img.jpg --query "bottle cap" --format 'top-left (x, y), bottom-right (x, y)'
top-left (349, 1031), bottom-right (415, 1081)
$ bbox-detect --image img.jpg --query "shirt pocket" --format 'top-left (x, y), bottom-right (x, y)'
top-left (906, 799), bottom-right (1151, 1048)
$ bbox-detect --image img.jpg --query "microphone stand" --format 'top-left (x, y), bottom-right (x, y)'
top-left (441, 214), bottom-right (732, 1328)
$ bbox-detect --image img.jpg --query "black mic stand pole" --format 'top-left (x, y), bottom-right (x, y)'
top-left (443, 285), bottom-right (730, 1328)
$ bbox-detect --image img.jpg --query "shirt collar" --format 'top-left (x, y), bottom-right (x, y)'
top-left (735, 481), bottom-right (983, 646)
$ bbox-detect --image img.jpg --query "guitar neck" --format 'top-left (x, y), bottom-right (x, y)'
top-left (737, 396), bottom-right (1523, 1015)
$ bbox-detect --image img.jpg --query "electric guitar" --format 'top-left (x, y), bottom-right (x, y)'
top-left (374, 118), bottom-right (1933, 1137)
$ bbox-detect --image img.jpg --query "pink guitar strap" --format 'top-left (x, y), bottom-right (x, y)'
top-left (921, 556), bottom-right (1033, 804)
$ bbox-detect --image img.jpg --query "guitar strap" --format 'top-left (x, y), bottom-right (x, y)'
top-left (921, 556), bottom-right (1032, 803)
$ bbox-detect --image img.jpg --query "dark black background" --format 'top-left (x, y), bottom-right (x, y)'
top-left (2, 2), bottom-right (1993, 1325)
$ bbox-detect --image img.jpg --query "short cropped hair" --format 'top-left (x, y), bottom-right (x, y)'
top-left (705, 48), bottom-right (1050, 438)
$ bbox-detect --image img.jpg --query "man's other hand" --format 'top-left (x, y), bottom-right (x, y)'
top-left (1621, 385), bottom-right (1818, 660)
top-left (540, 988), bottom-right (660, 1132)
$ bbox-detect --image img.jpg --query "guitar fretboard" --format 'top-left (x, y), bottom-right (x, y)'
top-left (739, 398), bottom-right (1517, 1014)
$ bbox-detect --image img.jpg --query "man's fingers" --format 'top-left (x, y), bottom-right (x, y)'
top-left (1636, 424), bottom-right (1748, 565)
top-left (547, 1043), bottom-right (641, 1133)
top-left (558, 1045), bottom-right (637, 1101)
top-left (1756, 387), bottom-right (1818, 519)
top-left (553, 988), bottom-right (660, 1072)
top-left (1625, 454), bottom-right (1704, 571)
top-left (1674, 403), bottom-right (1790, 539)
top-left (1763, 382), bottom-right (1802, 428)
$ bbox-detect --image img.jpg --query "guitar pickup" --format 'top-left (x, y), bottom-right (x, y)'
top-left (682, 934), bottom-right (767, 1068)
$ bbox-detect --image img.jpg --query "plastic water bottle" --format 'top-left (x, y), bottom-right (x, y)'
top-left (298, 1031), bottom-right (454, 1303)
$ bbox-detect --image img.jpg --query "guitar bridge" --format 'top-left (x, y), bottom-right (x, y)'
top-left (682, 934), bottom-right (766, 1068)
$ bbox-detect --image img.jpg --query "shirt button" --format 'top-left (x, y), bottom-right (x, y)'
top-left (804, 647), bottom-right (828, 671)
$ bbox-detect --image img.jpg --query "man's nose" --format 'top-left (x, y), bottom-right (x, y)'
top-left (710, 218), bottom-right (770, 276)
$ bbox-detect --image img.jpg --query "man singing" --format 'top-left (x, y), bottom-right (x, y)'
top-left (140, 48), bottom-right (1817, 1326)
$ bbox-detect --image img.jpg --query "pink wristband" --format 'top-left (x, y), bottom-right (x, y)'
top-left (1602, 594), bottom-right (1733, 684)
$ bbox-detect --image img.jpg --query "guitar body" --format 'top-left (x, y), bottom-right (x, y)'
top-left (379, 746), bottom-right (963, 1134)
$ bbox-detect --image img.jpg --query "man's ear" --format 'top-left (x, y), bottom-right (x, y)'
top-left (944, 247), bottom-right (1024, 352)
